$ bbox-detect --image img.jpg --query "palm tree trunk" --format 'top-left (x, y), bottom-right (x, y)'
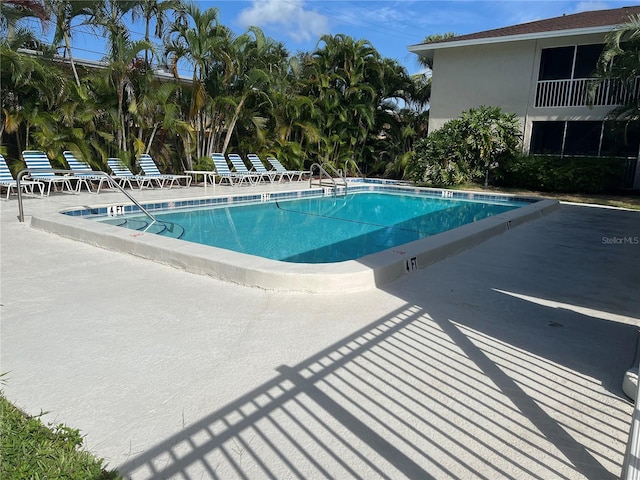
top-left (183, 135), bottom-right (193, 170)
top-left (63, 32), bottom-right (81, 87)
top-left (146, 124), bottom-right (159, 153)
top-left (221, 96), bottom-right (246, 155)
top-left (206, 116), bottom-right (216, 156)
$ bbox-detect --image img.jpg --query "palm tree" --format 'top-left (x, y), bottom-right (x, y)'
top-left (1, 0), bottom-right (49, 49)
top-left (58, 81), bottom-right (115, 170)
top-left (133, 0), bottom-right (182, 64)
top-left (46, 0), bottom-right (94, 87)
top-left (108, 38), bottom-right (154, 153)
top-left (218, 26), bottom-right (284, 154)
top-left (84, 0), bottom-right (142, 63)
top-left (164, 2), bottom-right (231, 165)
top-left (303, 34), bottom-right (382, 167)
top-left (129, 79), bottom-right (192, 172)
top-left (0, 45), bottom-right (66, 153)
top-left (594, 14), bottom-right (640, 128)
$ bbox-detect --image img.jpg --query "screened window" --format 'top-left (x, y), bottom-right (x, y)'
top-left (601, 122), bottom-right (640, 156)
top-left (530, 121), bottom-right (639, 157)
top-left (538, 44), bottom-right (604, 80)
top-left (573, 44), bottom-right (603, 78)
top-left (538, 46), bottom-right (574, 80)
top-left (564, 122), bottom-right (602, 155)
top-left (530, 122), bottom-right (564, 154)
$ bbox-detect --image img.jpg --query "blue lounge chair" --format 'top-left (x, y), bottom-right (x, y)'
top-left (246, 154), bottom-right (280, 183)
top-left (211, 153), bottom-right (245, 186)
top-left (0, 153), bottom-right (43, 199)
top-left (22, 150), bottom-right (77, 196)
top-left (107, 158), bottom-right (154, 190)
top-left (63, 151), bottom-right (110, 193)
top-left (227, 154), bottom-right (261, 185)
top-left (138, 154), bottom-right (192, 188)
top-left (266, 157), bottom-right (308, 181)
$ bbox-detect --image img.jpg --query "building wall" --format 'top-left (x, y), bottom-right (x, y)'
top-left (427, 32), bottom-right (614, 150)
top-left (428, 40), bottom-right (537, 133)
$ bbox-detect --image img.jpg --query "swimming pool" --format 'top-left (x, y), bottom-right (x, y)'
top-left (96, 191), bottom-right (525, 263)
top-left (38, 184), bottom-right (558, 292)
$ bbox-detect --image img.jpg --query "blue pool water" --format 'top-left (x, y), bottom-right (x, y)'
top-left (95, 191), bottom-right (526, 263)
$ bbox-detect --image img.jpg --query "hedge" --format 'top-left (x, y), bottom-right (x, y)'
top-left (494, 155), bottom-right (629, 194)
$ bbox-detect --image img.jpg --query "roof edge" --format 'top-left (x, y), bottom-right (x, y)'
top-left (408, 25), bottom-right (616, 55)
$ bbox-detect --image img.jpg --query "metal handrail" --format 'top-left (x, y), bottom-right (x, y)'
top-left (309, 162), bottom-right (348, 195)
top-left (322, 162), bottom-right (348, 195)
top-left (309, 162), bottom-right (333, 190)
top-left (344, 159), bottom-right (364, 178)
top-left (16, 168), bottom-right (156, 223)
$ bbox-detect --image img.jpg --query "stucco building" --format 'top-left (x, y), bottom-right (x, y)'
top-left (409, 6), bottom-right (640, 188)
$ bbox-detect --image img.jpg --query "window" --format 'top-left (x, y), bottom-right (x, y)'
top-left (601, 122), bottom-right (640, 156)
top-left (564, 122), bottom-right (602, 155)
top-left (538, 44), bottom-right (603, 80)
top-left (573, 44), bottom-right (603, 78)
top-left (538, 46), bottom-right (574, 80)
top-left (530, 122), bottom-right (564, 154)
top-left (531, 120), bottom-right (639, 157)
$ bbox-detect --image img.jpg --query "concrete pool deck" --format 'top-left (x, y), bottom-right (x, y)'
top-left (1, 182), bottom-right (639, 479)
top-left (28, 182), bottom-right (558, 292)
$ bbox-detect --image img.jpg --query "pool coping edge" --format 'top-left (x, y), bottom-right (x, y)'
top-left (29, 193), bottom-right (560, 293)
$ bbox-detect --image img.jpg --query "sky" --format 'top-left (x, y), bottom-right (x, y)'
top-left (32, 0), bottom-right (640, 75)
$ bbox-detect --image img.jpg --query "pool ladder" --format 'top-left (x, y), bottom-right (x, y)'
top-left (309, 162), bottom-right (347, 196)
top-left (343, 159), bottom-right (365, 179)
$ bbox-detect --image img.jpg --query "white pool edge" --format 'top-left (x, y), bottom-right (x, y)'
top-left (29, 193), bottom-right (560, 293)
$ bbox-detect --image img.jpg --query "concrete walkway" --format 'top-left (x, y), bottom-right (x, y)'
top-left (1, 184), bottom-right (639, 479)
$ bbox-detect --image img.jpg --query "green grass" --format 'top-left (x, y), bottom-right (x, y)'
top-left (0, 393), bottom-right (124, 480)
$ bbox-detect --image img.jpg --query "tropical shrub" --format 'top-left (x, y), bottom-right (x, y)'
top-left (408, 106), bottom-right (522, 187)
top-left (407, 119), bottom-right (471, 186)
top-left (495, 155), bottom-right (628, 193)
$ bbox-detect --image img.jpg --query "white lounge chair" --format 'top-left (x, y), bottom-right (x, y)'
top-left (138, 154), bottom-right (192, 188)
top-left (63, 151), bottom-right (110, 193)
top-left (107, 158), bottom-right (154, 190)
top-left (266, 156), bottom-right (308, 181)
top-left (22, 150), bottom-right (77, 196)
top-left (211, 153), bottom-right (245, 186)
top-left (0, 153), bottom-right (44, 199)
top-left (246, 154), bottom-right (280, 183)
top-left (227, 154), bottom-right (261, 184)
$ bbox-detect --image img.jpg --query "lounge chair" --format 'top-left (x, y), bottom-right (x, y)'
top-left (137, 154), bottom-right (192, 188)
top-left (107, 158), bottom-right (154, 190)
top-left (226, 154), bottom-right (261, 184)
top-left (246, 154), bottom-right (280, 183)
top-left (0, 153), bottom-right (44, 199)
top-left (211, 153), bottom-right (245, 186)
top-left (266, 156), bottom-right (308, 181)
top-left (63, 151), bottom-right (110, 193)
top-left (22, 150), bottom-right (77, 196)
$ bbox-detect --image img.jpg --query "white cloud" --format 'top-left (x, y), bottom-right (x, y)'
top-left (237, 0), bottom-right (330, 43)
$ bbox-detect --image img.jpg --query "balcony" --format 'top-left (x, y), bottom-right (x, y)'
top-left (535, 77), bottom-right (640, 108)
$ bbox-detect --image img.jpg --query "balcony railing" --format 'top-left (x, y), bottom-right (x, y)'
top-left (535, 77), bottom-right (640, 108)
